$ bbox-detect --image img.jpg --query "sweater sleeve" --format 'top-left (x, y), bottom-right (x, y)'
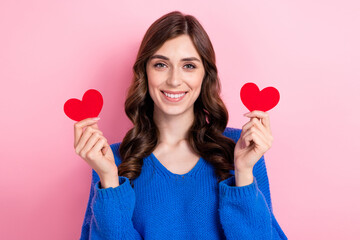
top-left (218, 155), bottom-right (288, 240)
top-left (79, 144), bottom-right (143, 240)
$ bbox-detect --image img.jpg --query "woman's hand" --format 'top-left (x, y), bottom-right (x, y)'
top-left (74, 118), bottom-right (118, 182)
top-left (234, 110), bottom-right (274, 173)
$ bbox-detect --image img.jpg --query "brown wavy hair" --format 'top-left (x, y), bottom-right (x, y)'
top-left (118, 10), bottom-right (236, 185)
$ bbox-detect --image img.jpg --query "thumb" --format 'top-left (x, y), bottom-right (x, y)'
top-left (101, 143), bottom-right (110, 155)
top-left (90, 122), bottom-right (99, 130)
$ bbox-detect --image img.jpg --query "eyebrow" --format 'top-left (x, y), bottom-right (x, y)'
top-left (149, 54), bottom-right (201, 62)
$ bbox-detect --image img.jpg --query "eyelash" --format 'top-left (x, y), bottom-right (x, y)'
top-left (153, 63), bottom-right (196, 69)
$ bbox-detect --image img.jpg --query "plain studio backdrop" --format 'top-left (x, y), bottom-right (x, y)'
top-left (0, 0), bottom-right (359, 239)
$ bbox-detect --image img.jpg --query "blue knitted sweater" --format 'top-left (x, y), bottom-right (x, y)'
top-left (79, 127), bottom-right (287, 239)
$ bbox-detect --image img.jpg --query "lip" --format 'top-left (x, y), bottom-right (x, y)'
top-left (161, 90), bottom-right (188, 94)
top-left (161, 90), bottom-right (187, 102)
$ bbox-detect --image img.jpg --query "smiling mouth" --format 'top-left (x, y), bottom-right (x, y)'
top-left (161, 90), bottom-right (188, 99)
top-left (161, 90), bottom-right (188, 94)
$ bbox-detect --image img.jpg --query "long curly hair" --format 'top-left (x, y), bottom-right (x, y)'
top-left (118, 10), bottom-right (236, 184)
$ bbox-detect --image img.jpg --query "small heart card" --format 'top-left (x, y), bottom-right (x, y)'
top-left (240, 82), bottom-right (280, 112)
top-left (64, 89), bottom-right (103, 121)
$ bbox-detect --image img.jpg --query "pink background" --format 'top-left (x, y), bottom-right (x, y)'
top-left (1, 0), bottom-right (359, 239)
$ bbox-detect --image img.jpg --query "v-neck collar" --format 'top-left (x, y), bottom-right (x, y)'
top-left (147, 152), bottom-right (206, 179)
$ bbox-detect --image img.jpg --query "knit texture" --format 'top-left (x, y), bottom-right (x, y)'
top-left (79, 127), bottom-right (288, 239)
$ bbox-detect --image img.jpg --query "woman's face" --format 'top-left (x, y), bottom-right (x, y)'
top-left (146, 34), bottom-right (205, 118)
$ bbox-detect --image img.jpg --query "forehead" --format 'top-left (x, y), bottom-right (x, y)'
top-left (152, 35), bottom-right (201, 59)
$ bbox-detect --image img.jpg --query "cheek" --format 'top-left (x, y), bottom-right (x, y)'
top-left (147, 82), bottom-right (157, 103)
top-left (147, 73), bottom-right (162, 99)
top-left (148, 68), bottom-right (166, 83)
top-left (147, 80), bottom-right (157, 98)
top-left (148, 77), bottom-right (161, 92)
top-left (191, 73), bottom-right (204, 88)
top-left (147, 69), bottom-right (158, 86)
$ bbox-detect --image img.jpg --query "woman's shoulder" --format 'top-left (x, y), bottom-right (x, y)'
top-left (223, 126), bottom-right (243, 142)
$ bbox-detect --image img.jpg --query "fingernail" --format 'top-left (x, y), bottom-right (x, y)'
top-left (91, 117), bottom-right (100, 121)
top-left (243, 112), bottom-right (250, 116)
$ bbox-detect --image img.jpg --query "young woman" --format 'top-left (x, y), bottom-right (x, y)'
top-left (75, 11), bottom-right (287, 240)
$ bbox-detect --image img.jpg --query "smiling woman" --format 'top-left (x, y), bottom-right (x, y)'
top-left (146, 34), bottom-right (205, 117)
top-left (79, 10), bottom-right (288, 240)
top-left (117, 11), bottom-right (237, 186)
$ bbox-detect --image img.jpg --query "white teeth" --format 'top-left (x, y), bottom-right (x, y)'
top-left (163, 92), bottom-right (186, 99)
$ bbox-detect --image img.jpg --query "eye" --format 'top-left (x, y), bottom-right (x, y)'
top-left (154, 63), bottom-right (166, 68)
top-left (184, 64), bottom-right (196, 69)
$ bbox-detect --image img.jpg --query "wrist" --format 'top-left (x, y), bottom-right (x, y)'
top-left (99, 174), bottom-right (120, 189)
top-left (234, 169), bottom-right (254, 187)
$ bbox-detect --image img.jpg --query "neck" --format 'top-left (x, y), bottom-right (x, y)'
top-left (153, 106), bottom-right (194, 147)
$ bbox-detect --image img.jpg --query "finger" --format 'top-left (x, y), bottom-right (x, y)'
top-left (242, 117), bottom-right (267, 136)
top-left (243, 130), bottom-right (268, 158)
top-left (82, 122), bottom-right (100, 133)
top-left (240, 126), bottom-right (256, 147)
top-left (250, 117), bottom-right (270, 142)
top-left (102, 140), bottom-right (111, 155)
top-left (242, 126), bottom-right (268, 148)
top-left (92, 137), bottom-right (107, 156)
top-left (75, 128), bottom-right (103, 155)
top-left (250, 131), bottom-right (268, 154)
top-left (243, 129), bottom-right (255, 148)
top-left (244, 110), bottom-right (271, 130)
top-left (90, 122), bottom-right (100, 130)
top-left (74, 118), bottom-right (100, 147)
top-left (241, 119), bottom-right (254, 134)
top-left (102, 146), bottom-right (109, 156)
top-left (80, 132), bottom-right (104, 159)
top-left (261, 112), bottom-right (271, 132)
top-left (101, 141), bottom-right (110, 156)
top-left (241, 118), bottom-right (268, 147)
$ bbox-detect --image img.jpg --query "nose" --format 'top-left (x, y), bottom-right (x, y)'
top-left (166, 67), bottom-right (182, 87)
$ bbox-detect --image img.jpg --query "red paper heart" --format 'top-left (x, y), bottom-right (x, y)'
top-left (64, 89), bottom-right (103, 121)
top-left (240, 82), bottom-right (280, 112)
